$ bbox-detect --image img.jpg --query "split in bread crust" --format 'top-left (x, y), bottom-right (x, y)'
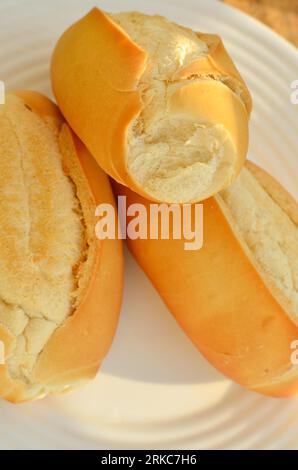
top-left (0, 93), bottom-right (123, 403)
top-left (220, 164), bottom-right (298, 322)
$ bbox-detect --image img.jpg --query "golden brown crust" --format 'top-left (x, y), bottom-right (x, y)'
top-left (51, 8), bottom-right (147, 187)
top-left (193, 33), bottom-right (252, 114)
top-left (113, 163), bottom-right (298, 397)
top-left (0, 92), bottom-right (123, 403)
top-left (34, 135), bottom-right (123, 398)
top-left (168, 79), bottom-right (248, 184)
top-left (51, 8), bottom-right (251, 203)
top-left (0, 325), bottom-right (27, 401)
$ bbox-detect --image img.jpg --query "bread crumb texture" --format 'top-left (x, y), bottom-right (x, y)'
top-left (0, 95), bottom-right (93, 392)
top-left (220, 167), bottom-right (298, 321)
top-left (111, 12), bottom-right (247, 202)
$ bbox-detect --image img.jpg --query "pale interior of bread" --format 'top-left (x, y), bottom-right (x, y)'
top-left (219, 167), bottom-right (298, 321)
top-left (111, 12), bottom-right (244, 202)
top-left (0, 95), bottom-right (95, 395)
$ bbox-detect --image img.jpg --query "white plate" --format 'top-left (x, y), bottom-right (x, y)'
top-left (0, 0), bottom-right (298, 450)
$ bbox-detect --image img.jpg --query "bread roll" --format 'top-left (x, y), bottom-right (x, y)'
top-left (51, 7), bottom-right (252, 204)
top-left (114, 162), bottom-right (298, 397)
top-left (0, 92), bottom-right (123, 403)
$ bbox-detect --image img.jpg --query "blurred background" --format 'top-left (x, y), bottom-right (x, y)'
top-left (223, 0), bottom-right (298, 47)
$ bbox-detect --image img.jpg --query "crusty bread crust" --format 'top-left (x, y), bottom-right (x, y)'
top-left (52, 8), bottom-right (251, 203)
top-left (0, 92), bottom-right (123, 403)
top-left (114, 163), bottom-right (298, 397)
top-left (52, 8), bottom-right (147, 187)
top-left (246, 161), bottom-right (298, 226)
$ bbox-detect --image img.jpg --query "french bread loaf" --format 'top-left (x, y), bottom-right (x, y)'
top-left (51, 7), bottom-right (252, 203)
top-left (0, 92), bottom-right (123, 403)
top-left (114, 162), bottom-right (298, 397)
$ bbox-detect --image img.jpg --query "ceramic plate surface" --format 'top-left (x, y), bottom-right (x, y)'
top-left (0, 0), bottom-right (297, 450)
